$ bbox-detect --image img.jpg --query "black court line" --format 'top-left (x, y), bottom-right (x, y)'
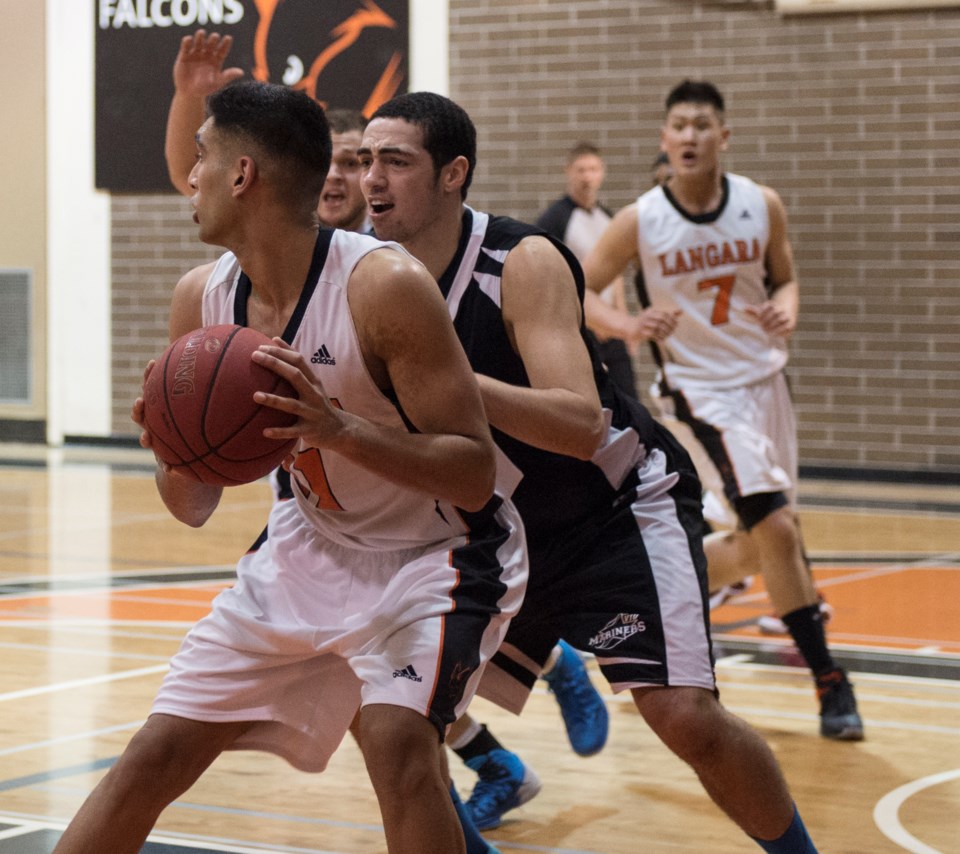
top-left (712, 636), bottom-right (960, 682)
top-left (0, 758), bottom-right (117, 793)
top-left (0, 570), bottom-right (236, 599)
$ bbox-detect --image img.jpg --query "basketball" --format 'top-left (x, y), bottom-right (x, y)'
top-left (142, 324), bottom-right (299, 486)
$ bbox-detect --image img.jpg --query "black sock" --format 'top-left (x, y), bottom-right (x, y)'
top-left (452, 724), bottom-right (504, 763)
top-left (781, 603), bottom-right (837, 678)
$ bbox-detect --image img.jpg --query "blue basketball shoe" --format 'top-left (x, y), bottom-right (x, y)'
top-left (465, 749), bottom-right (542, 830)
top-left (543, 640), bottom-right (609, 757)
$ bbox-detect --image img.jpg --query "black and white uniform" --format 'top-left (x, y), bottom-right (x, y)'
top-left (536, 196), bottom-right (638, 399)
top-left (152, 228), bottom-right (527, 770)
top-left (635, 174), bottom-right (798, 526)
top-left (438, 208), bottom-right (715, 713)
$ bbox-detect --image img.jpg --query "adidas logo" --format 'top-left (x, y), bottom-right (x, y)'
top-left (310, 344), bottom-right (336, 365)
top-left (740, 209), bottom-right (752, 219)
top-left (392, 664), bottom-right (423, 682)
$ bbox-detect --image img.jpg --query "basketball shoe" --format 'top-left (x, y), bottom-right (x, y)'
top-left (464, 749), bottom-right (543, 830)
top-left (543, 640), bottom-right (609, 757)
top-left (816, 668), bottom-right (865, 741)
top-left (708, 575), bottom-right (754, 610)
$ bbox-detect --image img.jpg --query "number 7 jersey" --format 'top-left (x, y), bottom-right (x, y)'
top-left (635, 172), bottom-right (788, 392)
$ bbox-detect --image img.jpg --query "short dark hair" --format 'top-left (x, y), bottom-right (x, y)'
top-left (665, 80), bottom-right (725, 115)
top-left (370, 92), bottom-right (476, 200)
top-left (567, 141), bottom-right (601, 162)
top-left (326, 108), bottom-right (368, 135)
top-left (207, 81), bottom-right (332, 210)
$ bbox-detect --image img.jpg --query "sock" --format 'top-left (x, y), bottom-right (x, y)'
top-left (752, 804), bottom-right (818, 853)
top-left (541, 642), bottom-right (563, 676)
top-left (448, 717), bottom-right (483, 751)
top-left (450, 783), bottom-right (499, 854)
top-left (781, 603), bottom-right (837, 677)
top-left (452, 723), bottom-right (505, 763)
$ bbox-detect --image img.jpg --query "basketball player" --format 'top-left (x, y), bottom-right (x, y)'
top-left (358, 91), bottom-right (819, 852)
top-left (52, 82), bottom-right (527, 854)
top-left (535, 141), bottom-right (637, 399)
top-left (581, 79), bottom-right (863, 741)
top-left (163, 31), bottom-right (606, 836)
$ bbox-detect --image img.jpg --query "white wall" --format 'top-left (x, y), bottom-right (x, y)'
top-left (43, 0), bottom-right (448, 444)
top-left (46, 0), bottom-right (112, 443)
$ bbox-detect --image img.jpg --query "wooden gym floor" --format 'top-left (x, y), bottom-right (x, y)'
top-left (0, 443), bottom-right (958, 853)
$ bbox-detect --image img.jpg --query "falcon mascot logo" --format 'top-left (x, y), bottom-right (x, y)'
top-left (251, 0), bottom-right (405, 116)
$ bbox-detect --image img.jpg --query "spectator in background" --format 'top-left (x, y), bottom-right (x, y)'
top-left (536, 143), bottom-right (638, 399)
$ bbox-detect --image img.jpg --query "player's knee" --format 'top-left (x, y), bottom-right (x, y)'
top-left (733, 491), bottom-right (789, 531)
top-left (359, 706), bottom-right (443, 797)
top-left (634, 687), bottom-right (723, 764)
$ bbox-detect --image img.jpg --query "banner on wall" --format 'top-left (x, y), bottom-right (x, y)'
top-left (95, 0), bottom-right (409, 193)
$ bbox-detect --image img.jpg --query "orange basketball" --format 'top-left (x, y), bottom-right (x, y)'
top-left (143, 324), bottom-right (298, 485)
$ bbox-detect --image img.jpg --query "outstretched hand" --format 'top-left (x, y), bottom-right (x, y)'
top-left (173, 29), bottom-right (244, 97)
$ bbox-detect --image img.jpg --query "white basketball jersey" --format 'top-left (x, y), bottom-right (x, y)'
top-left (636, 173), bottom-right (788, 391)
top-left (202, 229), bottom-right (520, 550)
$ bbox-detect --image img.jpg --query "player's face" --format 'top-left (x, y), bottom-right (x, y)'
top-left (565, 153), bottom-right (605, 207)
top-left (358, 117), bottom-right (449, 245)
top-left (188, 118), bottom-right (236, 244)
top-left (660, 102), bottom-right (729, 179)
top-left (317, 130), bottom-right (367, 231)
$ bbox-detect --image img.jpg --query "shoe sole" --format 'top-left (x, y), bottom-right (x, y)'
top-left (821, 725), bottom-right (865, 741)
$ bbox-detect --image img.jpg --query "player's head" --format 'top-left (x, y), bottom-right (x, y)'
top-left (660, 79), bottom-right (729, 178)
top-left (564, 141), bottom-right (605, 208)
top-left (665, 80), bottom-right (725, 117)
top-left (319, 108), bottom-right (369, 231)
top-left (203, 81), bottom-right (332, 215)
top-left (368, 92), bottom-right (476, 200)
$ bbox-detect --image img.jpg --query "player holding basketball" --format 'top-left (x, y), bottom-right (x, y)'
top-left (358, 91), bottom-right (820, 852)
top-left (581, 79), bottom-right (863, 741)
top-left (53, 82), bottom-right (527, 854)
top-left (162, 32), bottom-right (606, 837)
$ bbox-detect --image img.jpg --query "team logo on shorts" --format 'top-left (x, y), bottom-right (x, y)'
top-left (392, 664), bottom-right (423, 682)
top-left (588, 613), bottom-right (645, 650)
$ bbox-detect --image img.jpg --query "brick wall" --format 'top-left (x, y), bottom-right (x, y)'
top-left (110, 0), bottom-right (960, 479)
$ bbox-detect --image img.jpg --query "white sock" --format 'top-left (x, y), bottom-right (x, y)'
top-left (448, 717), bottom-right (484, 751)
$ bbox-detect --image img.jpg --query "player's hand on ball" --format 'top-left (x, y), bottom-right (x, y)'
top-left (252, 341), bottom-right (346, 448)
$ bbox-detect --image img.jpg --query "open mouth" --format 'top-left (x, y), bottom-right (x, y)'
top-left (368, 201), bottom-right (394, 215)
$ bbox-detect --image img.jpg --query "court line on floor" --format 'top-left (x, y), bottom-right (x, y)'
top-left (0, 664), bottom-right (167, 703)
top-left (0, 721), bottom-right (143, 759)
top-left (873, 768), bottom-right (960, 854)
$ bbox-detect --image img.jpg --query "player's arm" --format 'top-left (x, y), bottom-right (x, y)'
top-left (131, 262), bottom-right (224, 527)
top-left (165, 30), bottom-right (244, 196)
top-left (746, 186), bottom-right (799, 338)
top-left (582, 205), bottom-right (681, 346)
top-left (253, 250), bottom-right (497, 511)
top-left (477, 236), bottom-right (605, 461)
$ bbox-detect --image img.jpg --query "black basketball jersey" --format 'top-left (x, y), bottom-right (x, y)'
top-left (437, 207), bottom-right (658, 546)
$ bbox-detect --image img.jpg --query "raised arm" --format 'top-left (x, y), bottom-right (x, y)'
top-left (252, 249), bottom-right (498, 511)
top-left (477, 236), bottom-right (605, 461)
top-left (165, 30), bottom-right (244, 195)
